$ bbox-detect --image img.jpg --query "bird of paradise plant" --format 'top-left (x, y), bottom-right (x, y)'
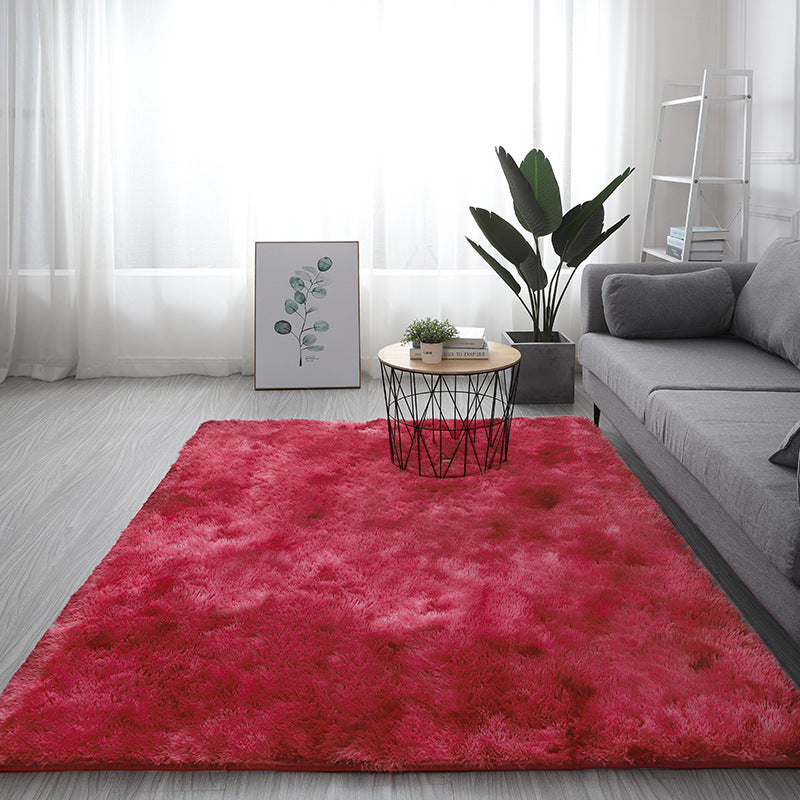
top-left (467, 147), bottom-right (633, 342)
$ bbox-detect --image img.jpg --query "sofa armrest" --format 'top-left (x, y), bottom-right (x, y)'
top-left (580, 261), bottom-right (757, 335)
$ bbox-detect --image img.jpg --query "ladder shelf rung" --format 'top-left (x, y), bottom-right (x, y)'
top-left (651, 175), bottom-right (744, 185)
top-left (642, 247), bottom-right (732, 264)
top-left (708, 94), bottom-right (751, 104)
top-left (642, 247), bottom-right (682, 262)
top-left (662, 93), bottom-right (750, 108)
top-left (662, 95), bottom-right (702, 107)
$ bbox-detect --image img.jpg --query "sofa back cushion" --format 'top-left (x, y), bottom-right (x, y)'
top-left (601, 268), bottom-right (735, 339)
top-left (733, 237), bottom-right (800, 368)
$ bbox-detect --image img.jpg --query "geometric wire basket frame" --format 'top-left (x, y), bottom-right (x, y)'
top-left (380, 362), bottom-right (520, 477)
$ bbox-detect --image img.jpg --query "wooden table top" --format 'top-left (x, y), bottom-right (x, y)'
top-left (378, 341), bottom-right (521, 375)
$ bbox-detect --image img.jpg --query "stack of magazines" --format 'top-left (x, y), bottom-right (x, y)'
top-left (409, 327), bottom-right (488, 359)
top-left (666, 226), bottom-right (727, 261)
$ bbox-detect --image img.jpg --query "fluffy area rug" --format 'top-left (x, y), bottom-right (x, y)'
top-left (1, 417), bottom-right (799, 772)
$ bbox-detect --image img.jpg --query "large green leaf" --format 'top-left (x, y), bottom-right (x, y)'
top-left (564, 214), bottom-right (630, 268)
top-left (552, 202), bottom-right (604, 265)
top-left (518, 148), bottom-right (562, 234)
top-left (469, 207), bottom-right (533, 266)
top-left (496, 147), bottom-right (549, 236)
top-left (466, 237), bottom-right (521, 296)
top-left (517, 251), bottom-right (548, 292)
top-left (555, 166), bottom-right (633, 251)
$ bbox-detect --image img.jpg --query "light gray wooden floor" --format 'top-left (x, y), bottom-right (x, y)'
top-left (1, 374), bottom-right (798, 800)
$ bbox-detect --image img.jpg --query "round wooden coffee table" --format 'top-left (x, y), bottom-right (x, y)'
top-left (378, 341), bottom-right (521, 477)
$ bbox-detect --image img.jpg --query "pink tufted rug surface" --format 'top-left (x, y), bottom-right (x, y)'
top-left (1, 417), bottom-right (799, 771)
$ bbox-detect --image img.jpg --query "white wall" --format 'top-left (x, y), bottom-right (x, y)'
top-left (724, 0), bottom-right (800, 258)
top-left (639, 1), bottom-right (730, 258)
top-left (632, 0), bottom-right (799, 263)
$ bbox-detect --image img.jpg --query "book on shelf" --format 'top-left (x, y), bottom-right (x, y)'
top-left (409, 338), bottom-right (489, 359)
top-left (444, 326), bottom-right (486, 348)
top-left (668, 226), bottom-right (728, 242)
top-left (665, 244), bottom-right (723, 261)
top-left (665, 235), bottom-right (724, 252)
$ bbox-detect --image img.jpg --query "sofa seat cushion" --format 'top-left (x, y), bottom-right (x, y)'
top-left (578, 333), bottom-right (800, 420)
top-left (645, 389), bottom-right (800, 583)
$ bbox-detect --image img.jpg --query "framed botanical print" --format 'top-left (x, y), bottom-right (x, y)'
top-left (254, 241), bottom-right (361, 389)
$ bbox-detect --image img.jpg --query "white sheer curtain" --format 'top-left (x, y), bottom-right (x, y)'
top-left (1, 0), bottom-right (654, 383)
top-left (2, 0), bottom-right (116, 381)
top-left (527, 0), bottom-right (655, 341)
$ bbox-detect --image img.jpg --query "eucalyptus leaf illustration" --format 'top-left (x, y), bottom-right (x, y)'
top-left (274, 256), bottom-right (334, 366)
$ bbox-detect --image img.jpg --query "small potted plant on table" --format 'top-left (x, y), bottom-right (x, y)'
top-left (401, 317), bottom-right (459, 364)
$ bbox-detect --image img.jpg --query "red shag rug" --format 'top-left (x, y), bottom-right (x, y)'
top-left (1, 417), bottom-right (799, 772)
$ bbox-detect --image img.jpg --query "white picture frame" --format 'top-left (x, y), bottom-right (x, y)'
top-left (255, 241), bottom-right (361, 390)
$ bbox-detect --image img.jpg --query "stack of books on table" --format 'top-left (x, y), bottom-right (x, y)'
top-left (409, 327), bottom-right (488, 359)
top-left (665, 226), bottom-right (727, 261)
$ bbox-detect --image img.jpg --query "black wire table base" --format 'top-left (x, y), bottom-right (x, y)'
top-left (380, 361), bottom-right (520, 478)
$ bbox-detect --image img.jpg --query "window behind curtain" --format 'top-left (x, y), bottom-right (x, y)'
top-left (105, 0), bottom-right (535, 273)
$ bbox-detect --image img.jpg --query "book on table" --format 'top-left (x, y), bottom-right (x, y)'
top-left (445, 326), bottom-right (486, 349)
top-left (409, 338), bottom-right (489, 359)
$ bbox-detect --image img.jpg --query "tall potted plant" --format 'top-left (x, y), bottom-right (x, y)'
top-left (467, 146), bottom-right (633, 403)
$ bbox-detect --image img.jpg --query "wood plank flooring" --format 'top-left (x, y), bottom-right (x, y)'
top-left (1, 374), bottom-right (798, 800)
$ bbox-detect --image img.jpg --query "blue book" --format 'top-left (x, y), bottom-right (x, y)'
top-left (669, 226), bottom-right (727, 242)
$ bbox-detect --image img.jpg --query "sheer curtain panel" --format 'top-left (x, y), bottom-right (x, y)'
top-left (1, 1), bottom-right (655, 382)
top-left (2, 1), bottom-right (117, 380)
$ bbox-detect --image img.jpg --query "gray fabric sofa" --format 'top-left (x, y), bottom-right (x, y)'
top-left (578, 240), bottom-right (800, 681)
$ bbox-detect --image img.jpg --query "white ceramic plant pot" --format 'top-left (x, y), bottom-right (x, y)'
top-left (420, 342), bottom-right (443, 364)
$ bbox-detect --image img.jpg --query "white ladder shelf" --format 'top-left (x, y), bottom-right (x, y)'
top-left (641, 68), bottom-right (753, 262)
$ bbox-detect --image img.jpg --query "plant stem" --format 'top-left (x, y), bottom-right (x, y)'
top-left (550, 262), bottom-right (582, 333)
top-left (296, 270), bottom-right (324, 366)
top-left (530, 237), bottom-right (543, 339)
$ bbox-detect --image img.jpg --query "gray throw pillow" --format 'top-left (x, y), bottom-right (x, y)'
top-left (732, 238), bottom-right (800, 368)
top-left (601, 268), bottom-right (735, 339)
top-left (769, 420), bottom-right (800, 467)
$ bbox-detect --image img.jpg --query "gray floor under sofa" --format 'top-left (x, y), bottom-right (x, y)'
top-left (578, 250), bottom-right (800, 685)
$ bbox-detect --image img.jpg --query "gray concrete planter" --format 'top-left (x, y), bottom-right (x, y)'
top-left (501, 331), bottom-right (575, 404)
